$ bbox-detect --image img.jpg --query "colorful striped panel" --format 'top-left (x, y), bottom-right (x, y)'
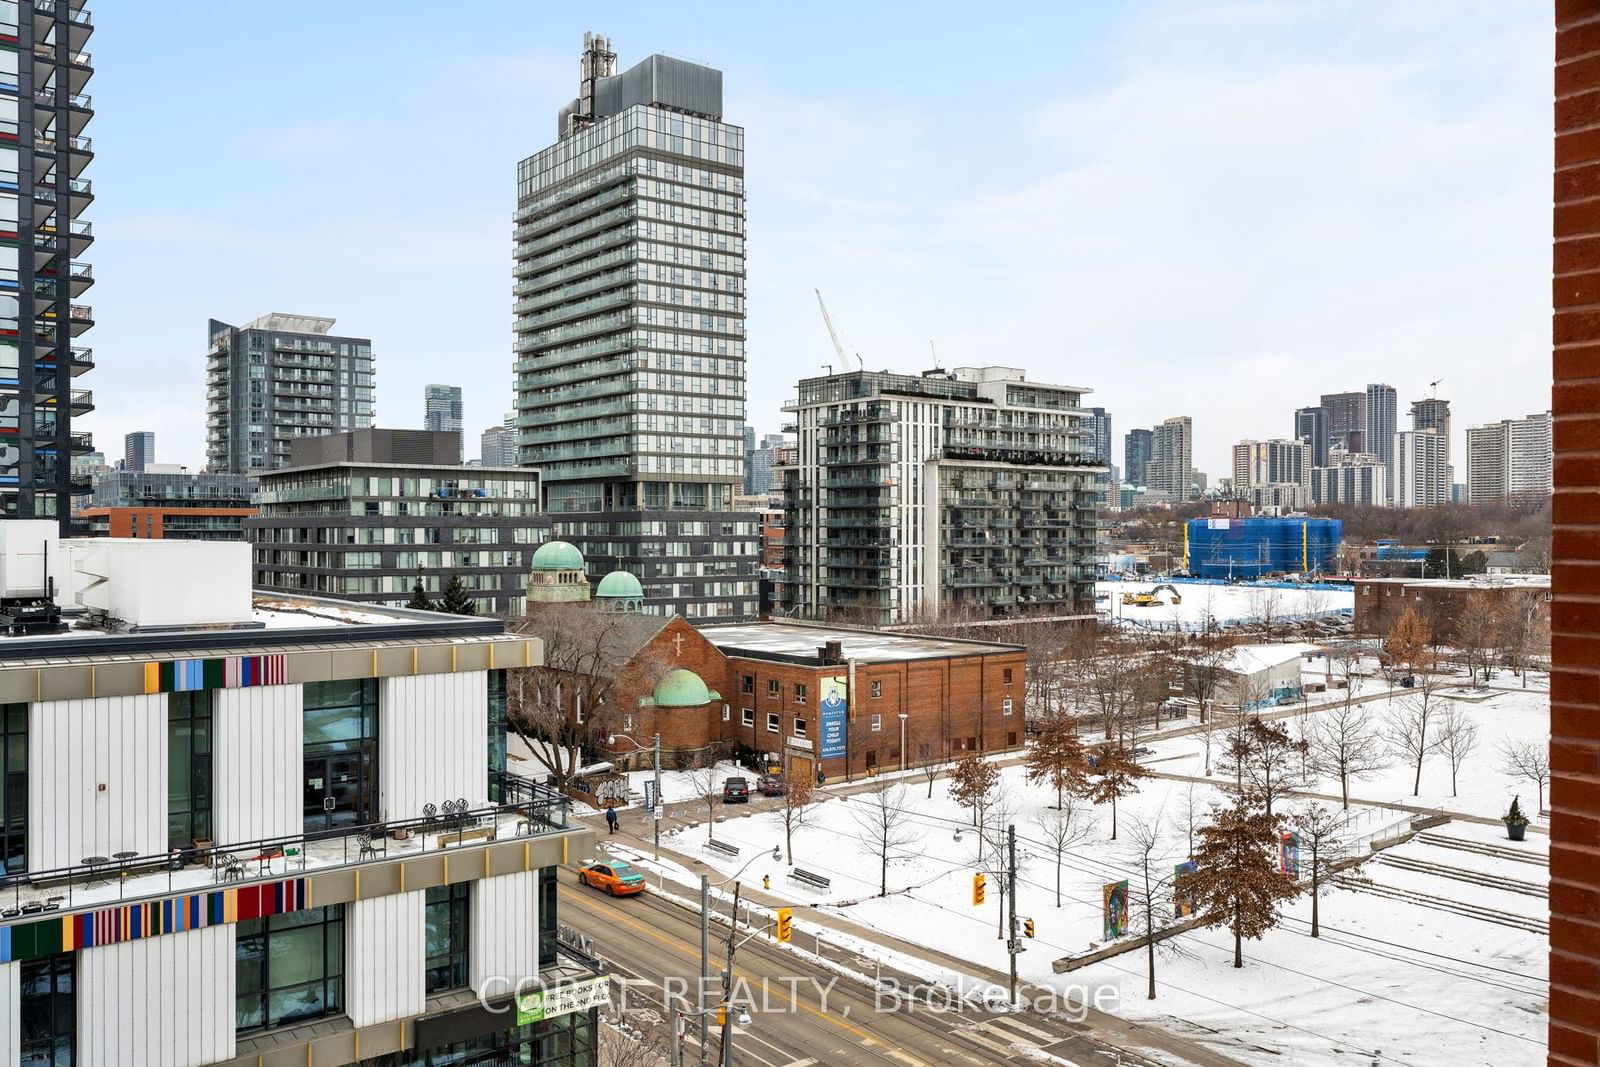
top-left (142, 654), bottom-right (288, 695)
top-left (0, 878), bottom-right (309, 962)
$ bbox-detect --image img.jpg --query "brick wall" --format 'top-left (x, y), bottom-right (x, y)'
top-left (1553, 4), bottom-right (1600, 1062)
top-left (1351, 579), bottom-right (1551, 645)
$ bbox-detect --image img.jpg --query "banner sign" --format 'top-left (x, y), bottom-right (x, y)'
top-left (818, 674), bottom-right (848, 759)
top-left (516, 976), bottom-right (610, 1025)
top-left (1280, 832), bottom-right (1300, 879)
top-left (1173, 861), bottom-right (1197, 918)
top-left (642, 781), bottom-right (656, 812)
top-left (1103, 880), bottom-right (1129, 939)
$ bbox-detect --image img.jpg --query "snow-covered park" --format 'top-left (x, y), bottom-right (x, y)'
top-left (1099, 579), bottom-right (1353, 631)
top-left (677, 753), bottom-right (1545, 1067)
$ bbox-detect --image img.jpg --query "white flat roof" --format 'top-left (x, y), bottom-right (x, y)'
top-left (698, 622), bottom-right (1020, 662)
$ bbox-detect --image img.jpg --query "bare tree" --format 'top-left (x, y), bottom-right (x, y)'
top-left (1181, 617), bottom-right (1236, 727)
top-left (1498, 737), bottom-right (1551, 813)
top-left (1289, 803), bottom-right (1358, 938)
top-left (1125, 813), bottom-right (1172, 1000)
top-left (1035, 796), bottom-right (1092, 908)
top-left (1313, 701), bottom-right (1388, 809)
top-left (1168, 780), bottom-right (1205, 858)
top-left (1247, 587), bottom-right (1285, 634)
top-left (503, 606), bottom-right (668, 786)
top-left (599, 1014), bottom-right (670, 1067)
top-left (1435, 703), bottom-right (1480, 797)
top-left (780, 762), bottom-right (815, 864)
top-left (1384, 669), bottom-right (1445, 796)
top-left (1084, 636), bottom-right (1141, 742)
top-left (1453, 591), bottom-right (1499, 685)
top-left (850, 782), bottom-right (917, 897)
top-left (684, 757), bottom-right (723, 841)
top-left (1243, 719), bottom-right (1309, 820)
top-left (977, 790), bottom-right (1019, 934)
top-left (917, 739), bottom-right (945, 799)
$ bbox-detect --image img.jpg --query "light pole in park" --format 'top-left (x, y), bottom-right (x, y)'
top-left (607, 732), bottom-right (661, 861)
top-left (898, 712), bottom-right (909, 772)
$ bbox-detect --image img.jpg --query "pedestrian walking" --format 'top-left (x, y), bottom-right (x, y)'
top-left (605, 805), bottom-right (618, 834)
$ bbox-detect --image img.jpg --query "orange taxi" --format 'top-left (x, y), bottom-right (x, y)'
top-left (577, 859), bottom-right (647, 896)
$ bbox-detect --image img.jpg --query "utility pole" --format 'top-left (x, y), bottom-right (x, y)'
top-left (653, 732), bottom-right (662, 862)
top-left (1007, 823), bottom-right (1020, 1007)
top-left (720, 882), bottom-right (743, 1067)
top-left (699, 875), bottom-right (710, 1065)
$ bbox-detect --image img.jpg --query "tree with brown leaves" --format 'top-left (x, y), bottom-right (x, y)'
top-left (1025, 716), bottom-right (1088, 810)
top-left (1186, 792), bottom-right (1299, 968)
top-left (948, 751), bottom-right (1000, 827)
top-left (780, 760), bottom-right (815, 864)
top-left (1088, 745), bottom-right (1148, 840)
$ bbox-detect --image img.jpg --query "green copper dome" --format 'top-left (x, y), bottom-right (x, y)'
top-left (595, 570), bottom-right (644, 599)
top-left (530, 540), bottom-right (584, 572)
top-left (648, 669), bottom-right (715, 708)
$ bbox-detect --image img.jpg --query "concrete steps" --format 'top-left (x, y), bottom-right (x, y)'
top-left (1334, 875), bottom-right (1547, 935)
top-left (1377, 853), bottom-right (1545, 898)
top-left (1415, 831), bottom-right (1548, 867)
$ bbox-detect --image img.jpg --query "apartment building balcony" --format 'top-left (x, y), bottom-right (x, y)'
top-left (514, 203), bottom-right (637, 254)
top-left (33, 130), bottom-right (93, 178)
top-left (33, 1), bottom-right (94, 50)
top-left (514, 245), bottom-right (637, 295)
top-left (512, 179), bottom-right (635, 241)
top-left (31, 44), bottom-right (92, 96)
top-left (0, 774), bottom-right (571, 923)
top-left (513, 265), bottom-right (636, 314)
top-left (32, 87), bottom-right (92, 136)
top-left (67, 387), bottom-right (91, 414)
top-left (32, 175), bottom-right (93, 220)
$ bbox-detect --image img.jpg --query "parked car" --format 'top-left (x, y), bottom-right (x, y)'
top-left (722, 776), bottom-right (751, 803)
top-left (757, 774), bottom-right (787, 796)
top-left (577, 860), bottom-right (646, 896)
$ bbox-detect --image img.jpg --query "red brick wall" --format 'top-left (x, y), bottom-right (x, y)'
top-left (1553, 5), bottom-right (1600, 1062)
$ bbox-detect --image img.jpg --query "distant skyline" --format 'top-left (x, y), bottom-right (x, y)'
top-left (83, 2), bottom-right (1546, 478)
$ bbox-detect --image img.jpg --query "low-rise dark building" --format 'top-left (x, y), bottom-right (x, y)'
top-left (1353, 575), bottom-right (1551, 646)
top-left (248, 429), bottom-right (549, 614)
top-left (84, 465), bottom-right (257, 540)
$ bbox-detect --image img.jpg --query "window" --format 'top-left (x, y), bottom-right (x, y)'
top-left (1, 702), bottom-right (24, 874)
top-left (870, 714), bottom-right (882, 732)
top-left (741, 708), bottom-right (754, 726)
top-left (793, 718), bottom-right (808, 737)
top-left (870, 680), bottom-right (882, 699)
top-left (1003, 668), bottom-right (1014, 686)
top-left (168, 691), bottom-right (214, 848)
top-left (721, 705), bottom-right (730, 721)
top-left (425, 884), bottom-right (470, 993)
top-left (236, 906), bottom-right (346, 1033)
top-left (623, 714), bottom-right (633, 731)
top-left (539, 867), bottom-right (558, 967)
top-left (1002, 697), bottom-right (1014, 716)
top-left (793, 682), bottom-right (807, 704)
top-left (740, 674), bottom-right (754, 694)
top-left (487, 670), bottom-right (507, 802)
top-left (766, 712), bottom-right (780, 733)
top-left (20, 952), bottom-right (73, 1066)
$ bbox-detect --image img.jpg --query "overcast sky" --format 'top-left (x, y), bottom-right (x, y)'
top-left (86, 1), bottom-right (1547, 479)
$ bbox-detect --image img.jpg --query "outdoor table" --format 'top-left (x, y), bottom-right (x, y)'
top-left (112, 851), bottom-right (138, 878)
top-left (81, 856), bottom-right (109, 886)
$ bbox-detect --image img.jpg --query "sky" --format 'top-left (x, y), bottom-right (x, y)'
top-left (84, 1), bottom-right (1549, 479)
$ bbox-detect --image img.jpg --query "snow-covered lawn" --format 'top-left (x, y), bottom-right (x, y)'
top-left (1099, 580), bottom-right (1353, 630)
top-left (1146, 675), bottom-right (1552, 823)
top-left (670, 761), bottom-right (1545, 1067)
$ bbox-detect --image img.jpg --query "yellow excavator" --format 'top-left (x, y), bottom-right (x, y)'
top-left (1121, 584), bottom-right (1183, 607)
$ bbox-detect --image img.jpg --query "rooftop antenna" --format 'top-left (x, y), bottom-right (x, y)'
top-left (815, 289), bottom-right (863, 371)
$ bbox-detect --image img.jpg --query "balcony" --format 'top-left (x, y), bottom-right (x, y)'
top-left (32, 87), bottom-right (92, 136)
top-left (68, 388), bottom-right (91, 414)
top-left (34, 0), bottom-right (94, 53)
top-left (0, 775), bottom-right (572, 922)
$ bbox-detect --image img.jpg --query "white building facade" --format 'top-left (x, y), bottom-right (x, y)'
top-left (1311, 451), bottom-right (1387, 507)
top-left (1467, 412), bottom-right (1552, 506)
top-left (1392, 428), bottom-right (1450, 508)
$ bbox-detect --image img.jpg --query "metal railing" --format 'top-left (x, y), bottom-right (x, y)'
top-left (0, 774), bottom-right (570, 916)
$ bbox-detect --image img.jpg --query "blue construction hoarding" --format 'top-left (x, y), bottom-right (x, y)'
top-left (1183, 517), bottom-right (1341, 580)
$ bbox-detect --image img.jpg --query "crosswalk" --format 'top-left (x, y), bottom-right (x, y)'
top-left (956, 1015), bottom-right (1061, 1060)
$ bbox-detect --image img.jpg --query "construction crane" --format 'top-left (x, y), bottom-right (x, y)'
top-left (1429, 378), bottom-right (1444, 398)
top-left (815, 289), bottom-right (862, 371)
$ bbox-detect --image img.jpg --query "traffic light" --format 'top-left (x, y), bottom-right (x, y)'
top-left (1024, 917), bottom-right (1036, 938)
top-left (972, 873), bottom-right (986, 906)
top-left (776, 907), bottom-right (793, 943)
top-left (717, 1004), bottom-right (726, 1027)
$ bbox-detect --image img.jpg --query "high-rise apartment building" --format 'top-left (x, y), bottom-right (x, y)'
top-left (3, 3), bottom-right (96, 526)
top-left (423, 383), bottom-right (463, 436)
top-left (123, 430), bottom-right (153, 473)
top-left (744, 431), bottom-right (785, 494)
top-left (1466, 412), bottom-right (1552, 506)
top-left (1148, 416), bottom-right (1193, 500)
top-left (777, 366), bottom-right (1103, 625)
top-left (1123, 428), bottom-right (1153, 487)
top-left (1231, 438), bottom-right (1311, 509)
top-left (480, 420), bottom-right (518, 468)
top-left (1393, 429), bottom-right (1449, 508)
top-left (1320, 391), bottom-right (1366, 454)
top-left (1084, 407), bottom-right (1113, 465)
top-left (1311, 450), bottom-right (1387, 507)
top-left (1293, 406), bottom-right (1328, 467)
top-left (206, 314), bottom-right (375, 473)
top-left (1365, 383), bottom-right (1397, 498)
top-left (513, 34), bottom-right (757, 620)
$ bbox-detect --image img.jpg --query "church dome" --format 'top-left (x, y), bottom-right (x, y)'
top-left (595, 570), bottom-right (644, 599)
top-left (649, 669), bottom-right (714, 708)
top-left (530, 540), bottom-right (584, 572)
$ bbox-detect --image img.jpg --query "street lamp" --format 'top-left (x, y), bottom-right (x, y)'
top-left (898, 712), bottom-right (909, 772)
top-left (608, 732), bottom-right (661, 862)
top-left (699, 846), bottom-right (781, 1067)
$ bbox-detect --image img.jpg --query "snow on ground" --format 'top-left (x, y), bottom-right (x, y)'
top-left (669, 761), bottom-right (1546, 1067)
top-left (622, 760), bottom-right (751, 806)
top-left (1145, 675), bottom-right (1552, 823)
top-left (1099, 580), bottom-right (1353, 630)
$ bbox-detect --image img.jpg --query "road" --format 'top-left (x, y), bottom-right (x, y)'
top-left (560, 878), bottom-right (1168, 1066)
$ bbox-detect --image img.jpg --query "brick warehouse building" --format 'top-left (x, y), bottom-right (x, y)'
top-left (522, 612), bottom-right (1026, 780)
top-left (1553, 6), bottom-right (1600, 1064)
top-left (1351, 576), bottom-right (1552, 646)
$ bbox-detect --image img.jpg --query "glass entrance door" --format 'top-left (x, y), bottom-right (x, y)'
top-left (303, 753), bottom-right (372, 837)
